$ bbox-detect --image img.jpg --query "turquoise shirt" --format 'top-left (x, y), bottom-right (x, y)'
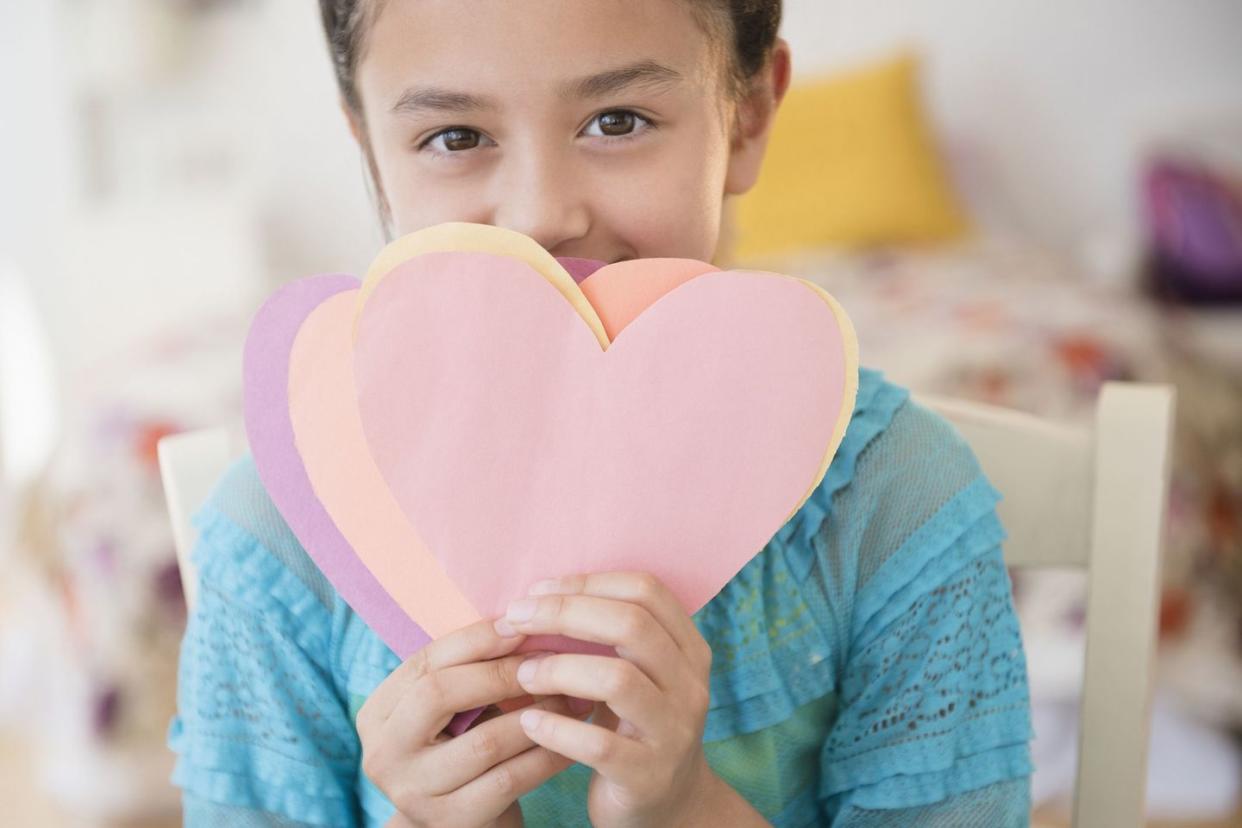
top-left (168, 368), bottom-right (1033, 826)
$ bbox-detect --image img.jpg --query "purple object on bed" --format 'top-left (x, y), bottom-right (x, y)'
top-left (1144, 156), bottom-right (1242, 304)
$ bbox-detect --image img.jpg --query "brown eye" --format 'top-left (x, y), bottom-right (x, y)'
top-left (596, 111), bottom-right (637, 136)
top-left (439, 128), bottom-right (481, 151)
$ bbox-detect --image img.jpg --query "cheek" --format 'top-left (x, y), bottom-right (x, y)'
top-left (371, 152), bottom-right (490, 236)
top-left (355, 116), bottom-right (474, 232)
top-left (388, 186), bottom-right (487, 237)
top-left (600, 143), bottom-right (727, 260)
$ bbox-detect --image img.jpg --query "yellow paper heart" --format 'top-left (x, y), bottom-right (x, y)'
top-left (355, 222), bottom-right (609, 347)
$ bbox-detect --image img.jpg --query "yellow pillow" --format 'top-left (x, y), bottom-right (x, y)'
top-left (731, 51), bottom-right (969, 261)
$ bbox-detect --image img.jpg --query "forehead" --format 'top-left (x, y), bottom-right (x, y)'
top-left (357, 0), bottom-right (721, 109)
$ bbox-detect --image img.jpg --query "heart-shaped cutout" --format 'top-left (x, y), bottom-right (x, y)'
top-left (247, 223), bottom-right (858, 660)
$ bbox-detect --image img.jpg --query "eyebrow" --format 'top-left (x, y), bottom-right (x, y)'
top-left (566, 59), bottom-right (684, 100)
top-left (389, 60), bottom-right (685, 116)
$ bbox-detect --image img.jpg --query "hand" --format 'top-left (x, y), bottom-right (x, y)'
top-left (495, 572), bottom-right (718, 828)
top-left (358, 618), bottom-right (594, 828)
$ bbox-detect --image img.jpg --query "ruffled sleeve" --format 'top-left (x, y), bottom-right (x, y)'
top-left (813, 395), bottom-right (1033, 823)
top-left (167, 459), bottom-right (363, 827)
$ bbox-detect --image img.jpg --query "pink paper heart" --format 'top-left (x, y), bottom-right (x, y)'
top-left (352, 251), bottom-right (852, 631)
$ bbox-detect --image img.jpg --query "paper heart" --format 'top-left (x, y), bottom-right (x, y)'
top-left (353, 251), bottom-right (855, 636)
top-left (247, 223), bottom-right (858, 661)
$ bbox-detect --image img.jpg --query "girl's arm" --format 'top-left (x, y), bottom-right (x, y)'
top-left (168, 459), bottom-right (365, 825)
top-left (816, 398), bottom-right (1033, 826)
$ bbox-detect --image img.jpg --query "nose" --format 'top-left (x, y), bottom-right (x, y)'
top-left (490, 145), bottom-right (590, 254)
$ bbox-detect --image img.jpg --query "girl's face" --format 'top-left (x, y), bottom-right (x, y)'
top-left (349, 0), bottom-right (789, 263)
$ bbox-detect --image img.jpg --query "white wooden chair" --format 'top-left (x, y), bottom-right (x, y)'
top-left (156, 427), bottom-right (237, 614)
top-left (157, 381), bottom-right (1176, 828)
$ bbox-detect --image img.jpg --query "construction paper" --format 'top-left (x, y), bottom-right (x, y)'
top-left (578, 258), bottom-right (860, 516)
top-left (281, 254), bottom-right (705, 652)
top-left (243, 275), bottom-right (431, 657)
top-left (246, 276), bottom-right (486, 734)
top-left (579, 258), bottom-right (719, 341)
top-left (556, 257), bottom-right (606, 284)
top-left (248, 222), bottom-right (858, 674)
top-left (289, 291), bottom-right (478, 639)
top-left (352, 249), bottom-right (853, 625)
top-left (354, 222), bottom-right (610, 348)
top-left (286, 255), bottom-right (721, 653)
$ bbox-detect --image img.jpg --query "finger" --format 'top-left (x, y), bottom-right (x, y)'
top-left (361, 619), bottom-right (527, 729)
top-left (501, 594), bottom-right (682, 687)
top-left (385, 651), bottom-right (548, 744)
top-left (527, 572), bottom-right (707, 664)
top-left (420, 695), bottom-right (588, 795)
top-left (437, 741), bottom-right (577, 825)
top-left (514, 653), bottom-right (668, 737)
top-left (519, 707), bottom-right (647, 787)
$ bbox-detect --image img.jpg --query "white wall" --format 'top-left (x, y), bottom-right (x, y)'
top-left (0, 3), bottom-right (74, 490)
top-left (0, 0), bottom-right (380, 433)
top-left (0, 2), bottom-right (77, 271)
top-left (780, 0), bottom-right (1242, 251)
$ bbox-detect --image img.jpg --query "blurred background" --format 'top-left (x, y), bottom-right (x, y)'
top-left (2, 1), bottom-right (1241, 825)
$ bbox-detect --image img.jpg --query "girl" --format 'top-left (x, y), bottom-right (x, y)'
top-left (168, 1), bottom-right (1034, 825)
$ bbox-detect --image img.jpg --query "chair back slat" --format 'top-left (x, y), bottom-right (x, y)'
top-left (1074, 384), bottom-right (1175, 828)
top-left (157, 427), bottom-right (234, 612)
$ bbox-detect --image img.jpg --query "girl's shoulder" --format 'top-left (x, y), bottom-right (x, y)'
top-left (173, 459), bottom-right (384, 825)
top-left (189, 455), bottom-right (407, 697)
top-left (191, 454), bottom-right (338, 613)
top-left (793, 364), bottom-right (997, 562)
top-left (828, 365), bottom-right (986, 509)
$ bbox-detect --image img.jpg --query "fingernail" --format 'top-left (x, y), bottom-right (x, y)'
top-left (520, 709), bottom-right (544, 732)
top-left (517, 657), bottom-right (540, 684)
top-left (568, 696), bottom-right (593, 715)
top-left (494, 618), bottom-right (519, 637)
top-left (528, 579), bottom-right (561, 595)
top-left (506, 598), bottom-right (538, 622)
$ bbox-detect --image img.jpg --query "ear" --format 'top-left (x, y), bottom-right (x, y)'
top-left (724, 38), bottom-right (792, 197)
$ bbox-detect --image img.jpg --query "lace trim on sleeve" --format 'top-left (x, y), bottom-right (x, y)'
top-left (819, 507), bottom-right (1032, 806)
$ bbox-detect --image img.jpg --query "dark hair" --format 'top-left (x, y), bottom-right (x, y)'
top-left (711, 0), bottom-right (785, 97)
top-left (319, 0), bottom-right (783, 115)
